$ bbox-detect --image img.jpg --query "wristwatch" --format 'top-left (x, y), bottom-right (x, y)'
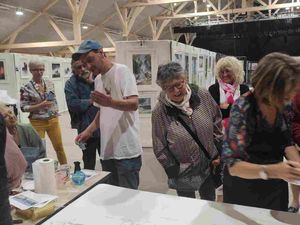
top-left (259, 165), bottom-right (269, 180)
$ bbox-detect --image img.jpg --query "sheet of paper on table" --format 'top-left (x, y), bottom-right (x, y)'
top-left (9, 191), bottom-right (57, 210)
top-left (40, 184), bottom-right (299, 225)
top-left (81, 169), bottom-right (99, 181)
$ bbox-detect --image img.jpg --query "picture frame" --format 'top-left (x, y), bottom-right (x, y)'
top-left (198, 55), bottom-right (204, 71)
top-left (173, 52), bottom-right (184, 68)
top-left (191, 56), bottom-right (197, 85)
top-left (184, 54), bottom-right (189, 76)
top-left (132, 54), bottom-right (152, 85)
top-left (138, 92), bottom-right (156, 117)
top-left (62, 62), bottom-right (72, 78)
top-left (0, 59), bottom-right (6, 82)
top-left (207, 56), bottom-right (212, 72)
top-left (19, 58), bottom-right (30, 79)
top-left (127, 50), bottom-right (157, 91)
top-left (51, 63), bottom-right (61, 79)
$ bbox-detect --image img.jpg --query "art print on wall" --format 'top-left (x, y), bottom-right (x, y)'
top-left (191, 56), bottom-right (197, 85)
top-left (138, 92), bottom-right (156, 117)
top-left (62, 62), bottom-right (72, 77)
top-left (132, 54), bottom-right (152, 85)
top-left (19, 59), bottom-right (29, 78)
top-left (139, 97), bottom-right (151, 115)
top-left (199, 55), bottom-right (204, 71)
top-left (204, 56), bottom-right (208, 79)
top-left (208, 56), bottom-right (212, 72)
top-left (52, 63), bottom-right (61, 79)
top-left (0, 60), bottom-right (6, 80)
top-left (174, 53), bottom-right (184, 67)
top-left (185, 55), bottom-right (189, 77)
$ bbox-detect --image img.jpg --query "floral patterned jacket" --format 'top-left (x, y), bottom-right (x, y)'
top-left (20, 79), bottom-right (59, 119)
top-left (222, 92), bottom-right (294, 167)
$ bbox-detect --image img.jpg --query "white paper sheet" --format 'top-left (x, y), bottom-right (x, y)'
top-left (9, 191), bottom-right (57, 210)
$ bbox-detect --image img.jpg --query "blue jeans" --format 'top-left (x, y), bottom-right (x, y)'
top-left (101, 155), bottom-right (142, 189)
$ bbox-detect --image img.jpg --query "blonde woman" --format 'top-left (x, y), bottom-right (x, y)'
top-left (222, 52), bottom-right (300, 211)
top-left (20, 61), bottom-right (67, 165)
top-left (209, 56), bottom-right (249, 129)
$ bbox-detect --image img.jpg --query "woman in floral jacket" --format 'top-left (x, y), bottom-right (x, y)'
top-left (222, 53), bottom-right (300, 211)
top-left (152, 62), bottom-right (223, 200)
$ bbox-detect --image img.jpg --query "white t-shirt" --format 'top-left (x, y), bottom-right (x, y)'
top-left (94, 63), bottom-right (142, 160)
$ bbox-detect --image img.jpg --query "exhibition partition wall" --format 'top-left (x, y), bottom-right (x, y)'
top-left (116, 40), bottom-right (217, 147)
top-left (0, 53), bottom-right (71, 123)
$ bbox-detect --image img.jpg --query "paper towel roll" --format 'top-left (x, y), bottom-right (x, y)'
top-left (32, 158), bottom-right (57, 195)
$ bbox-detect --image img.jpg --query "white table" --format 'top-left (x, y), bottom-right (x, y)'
top-left (12, 171), bottom-right (110, 225)
top-left (39, 184), bottom-right (300, 225)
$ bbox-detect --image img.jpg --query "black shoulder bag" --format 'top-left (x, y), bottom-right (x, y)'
top-left (177, 116), bottom-right (222, 188)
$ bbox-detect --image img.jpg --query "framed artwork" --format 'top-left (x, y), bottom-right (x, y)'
top-left (204, 56), bottom-right (208, 80)
top-left (191, 56), bottom-right (197, 85)
top-left (138, 93), bottom-right (156, 117)
top-left (199, 55), bottom-right (204, 71)
top-left (62, 62), bottom-right (72, 77)
top-left (0, 60), bottom-right (6, 81)
top-left (51, 63), bottom-right (61, 79)
top-left (174, 53), bottom-right (184, 68)
top-left (132, 54), bottom-right (152, 85)
top-left (127, 50), bottom-right (157, 91)
top-left (208, 56), bottom-right (212, 72)
top-left (19, 59), bottom-right (30, 78)
top-left (184, 54), bottom-right (189, 76)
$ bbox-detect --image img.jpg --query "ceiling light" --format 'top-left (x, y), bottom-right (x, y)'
top-left (173, 3), bottom-right (177, 6)
top-left (82, 25), bottom-right (88, 29)
top-left (297, 6), bottom-right (300, 9)
top-left (207, 4), bottom-right (211, 8)
top-left (15, 8), bottom-right (24, 16)
top-left (285, 7), bottom-right (290, 10)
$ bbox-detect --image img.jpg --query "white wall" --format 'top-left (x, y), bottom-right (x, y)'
top-left (0, 53), bottom-right (71, 123)
top-left (115, 40), bottom-right (217, 147)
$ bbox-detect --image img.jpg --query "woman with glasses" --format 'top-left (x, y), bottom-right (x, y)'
top-left (20, 61), bottom-right (67, 165)
top-left (209, 56), bottom-right (249, 130)
top-left (223, 53), bottom-right (300, 211)
top-left (152, 62), bottom-right (223, 200)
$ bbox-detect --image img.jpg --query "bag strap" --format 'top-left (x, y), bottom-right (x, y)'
top-left (177, 116), bottom-right (212, 160)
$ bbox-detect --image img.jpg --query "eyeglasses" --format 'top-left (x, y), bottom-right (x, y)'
top-left (163, 80), bottom-right (185, 92)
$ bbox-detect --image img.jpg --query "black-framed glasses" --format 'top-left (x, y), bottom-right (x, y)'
top-left (164, 80), bottom-right (186, 92)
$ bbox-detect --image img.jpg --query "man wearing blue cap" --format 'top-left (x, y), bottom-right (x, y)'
top-left (75, 39), bottom-right (142, 189)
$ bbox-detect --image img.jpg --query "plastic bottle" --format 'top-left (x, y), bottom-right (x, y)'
top-left (71, 161), bottom-right (86, 185)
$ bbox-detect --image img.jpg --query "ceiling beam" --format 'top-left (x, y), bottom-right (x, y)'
top-left (154, 2), bottom-right (300, 20)
top-left (149, 2), bottom-right (188, 40)
top-left (0, 0), bottom-right (60, 44)
top-left (125, 0), bottom-right (197, 8)
top-left (45, 14), bottom-right (75, 52)
top-left (0, 40), bottom-right (81, 50)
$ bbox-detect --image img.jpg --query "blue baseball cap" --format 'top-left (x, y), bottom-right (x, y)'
top-left (75, 39), bottom-right (103, 55)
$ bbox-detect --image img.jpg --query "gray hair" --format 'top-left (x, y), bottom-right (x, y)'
top-left (156, 62), bottom-right (186, 87)
top-left (29, 60), bottom-right (44, 70)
